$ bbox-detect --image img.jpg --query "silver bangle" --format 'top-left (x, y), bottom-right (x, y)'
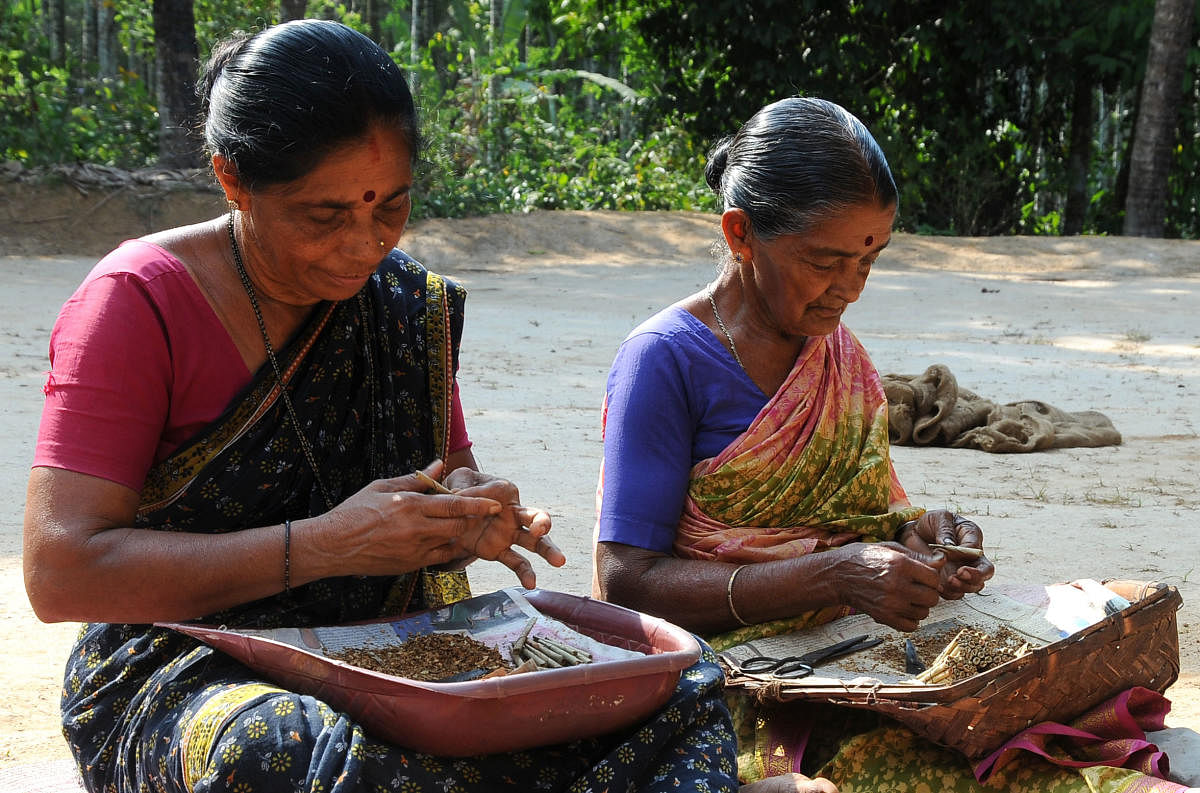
top-left (726, 564), bottom-right (752, 626)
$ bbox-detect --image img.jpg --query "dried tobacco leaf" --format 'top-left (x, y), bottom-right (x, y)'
top-left (330, 633), bottom-right (507, 682)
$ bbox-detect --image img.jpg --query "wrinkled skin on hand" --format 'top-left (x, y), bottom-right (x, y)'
top-left (835, 541), bottom-right (946, 632)
top-left (899, 508), bottom-right (994, 599)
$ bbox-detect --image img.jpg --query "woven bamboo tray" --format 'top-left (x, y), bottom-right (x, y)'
top-left (725, 580), bottom-right (1181, 760)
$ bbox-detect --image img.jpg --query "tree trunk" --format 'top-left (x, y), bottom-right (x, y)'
top-left (410, 0), bottom-right (421, 93)
top-left (44, 0), bottom-right (66, 65)
top-left (362, 0), bottom-right (382, 46)
top-left (152, 0), bottom-right (202, 168)
top-left (1123, 0), bottom-right (1194, 237)
top-left (81, 0), bottom-right (97, 68)
top-left (486, 0), bottom-right (502, 165)
top-left (1063, 79), bottom-right (1095, 236)
top-left (97, 2), bottom-right (118, 78)
top-left (280, 0), bottom-right (307, 21)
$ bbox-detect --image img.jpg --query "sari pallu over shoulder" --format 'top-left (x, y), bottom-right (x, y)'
top-left (675, 324), bottom-right (922, 567)
top-left (674, 325), bottom-right (924, 652)
top-left (61, 252), bottom-right (470, 791)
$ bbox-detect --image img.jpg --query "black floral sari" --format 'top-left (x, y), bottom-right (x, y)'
top-left (61, 252), bottom-right (736, 793)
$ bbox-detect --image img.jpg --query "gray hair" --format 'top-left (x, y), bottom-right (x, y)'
top-left (704, 97), bottom-right (897, 243)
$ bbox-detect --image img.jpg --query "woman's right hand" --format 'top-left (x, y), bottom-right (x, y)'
top-left (833, 542), bottom-right (946, 632)
top-left (898, 509), bottom-right (994, 599)
top-left (297, 461), bottom-right (559, 586)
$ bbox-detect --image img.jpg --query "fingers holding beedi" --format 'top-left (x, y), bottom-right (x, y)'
top-left (915, 508), bottom-right (959, 546)
top-left (950, 514), bottom-right (984, 549)
top-left (443, 469), bottom-right (521, 504)
top-left (940, 513), bottom-right (993, 590)
top-left (941, 551), bottom-right (994, 595)
top-left (404, 490), bottom-right (502, 518)
top-left (377, 468), bottom-right (502, 517)
top-left (512, 505), bottom-right (552, 535)
top-left (386, 461), bottom-right (448, 493)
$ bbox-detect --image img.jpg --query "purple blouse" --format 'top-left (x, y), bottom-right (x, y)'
top-left (598, 304), bottom-right (771, 554)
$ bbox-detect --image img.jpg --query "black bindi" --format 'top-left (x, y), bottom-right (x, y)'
top-left (864, 234), bottom-right (874, 247)
top-left (362, 190), bottom-right (376, 203)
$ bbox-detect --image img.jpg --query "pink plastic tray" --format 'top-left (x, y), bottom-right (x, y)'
top-left (159, 588), bottom-right (700, 756)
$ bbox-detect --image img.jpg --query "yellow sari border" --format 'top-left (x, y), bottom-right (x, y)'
top-left (424, 271), bottom-right (453, 461)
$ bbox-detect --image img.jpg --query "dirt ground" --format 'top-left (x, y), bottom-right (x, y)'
top-left (1, 180), bottom-right (1198, 776)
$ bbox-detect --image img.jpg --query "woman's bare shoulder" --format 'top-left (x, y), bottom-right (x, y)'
top-left (140, 217), bottom-right (227, 266)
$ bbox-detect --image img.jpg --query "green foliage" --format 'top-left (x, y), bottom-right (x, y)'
top-left (404, 9), bottom-right (715, 218)
top-left (635, 0), bottom-right (1197, 238)
top-left (0, 0), bottom-right (279, 167)
top-left (417, 110), bottom-right (715, 217)
top-left (0, 4), bottom-right (158, 166)
top-left (2, 0), bottom-right (1196, 237)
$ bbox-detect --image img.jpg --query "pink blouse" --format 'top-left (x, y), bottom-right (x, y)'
top-left (34, 240), bottom-right (470, 492)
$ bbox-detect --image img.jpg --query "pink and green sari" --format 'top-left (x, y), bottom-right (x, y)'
top-left (676, 324), bottom-right (922, 648)
top-left (674, 325), bottom-right (1186, 792)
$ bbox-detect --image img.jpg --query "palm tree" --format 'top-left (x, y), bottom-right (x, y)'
top-left (1123, 0), bottom-right (1195, 237)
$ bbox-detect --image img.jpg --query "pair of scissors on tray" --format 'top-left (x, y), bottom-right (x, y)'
top-left (730, 634), bottom-right (882, 679)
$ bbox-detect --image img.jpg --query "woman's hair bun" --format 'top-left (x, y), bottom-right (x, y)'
top-left (704, 136), bottom-right (733, 193)
top-left (196, 34), bottom-right (251, 114)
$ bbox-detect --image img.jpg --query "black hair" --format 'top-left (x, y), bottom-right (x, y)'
top-left (704, 97), bottom-right (897, 241)
top-left (197, 19), bottom-right (420, 191)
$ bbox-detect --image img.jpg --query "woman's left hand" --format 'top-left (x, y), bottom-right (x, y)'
top-left (441, 467), bottom-right (566, 588)
top-left (899, 509), bottom-right (994, 599)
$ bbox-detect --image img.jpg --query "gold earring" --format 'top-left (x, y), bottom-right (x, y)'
top-left (734, 251), bottom-right (744, 264)
top-left (379, 240), bottom-right (387, 248)
top-left (226, 198), bottom-right (239, 213)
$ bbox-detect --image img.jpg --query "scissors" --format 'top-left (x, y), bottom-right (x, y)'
top-left (732, 634), bottom-right (883, 679)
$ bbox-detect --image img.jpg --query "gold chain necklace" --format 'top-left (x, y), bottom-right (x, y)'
top-left (707, 288), bottom-right (745, 370)
top-left (227, 212), bottom-right (336, 511)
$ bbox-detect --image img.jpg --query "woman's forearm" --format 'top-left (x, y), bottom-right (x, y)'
top-left (597, 543), bottom-right (850, 634)
top-left (24, 463), bottom-right (516, 624)
top-left (26, 516), bottom-right (312, 624)
top-left (23, 466), bottom-right (343, 623)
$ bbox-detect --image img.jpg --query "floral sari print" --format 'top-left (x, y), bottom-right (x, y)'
top-left (61, 252), bottom-right (740, 793)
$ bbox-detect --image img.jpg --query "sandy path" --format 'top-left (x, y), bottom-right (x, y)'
top-left (1, 211), bottom-right (1197, 773)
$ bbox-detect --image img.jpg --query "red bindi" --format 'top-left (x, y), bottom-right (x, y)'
top-left (362, 190), bottom-right (376, 203)
top-left (864, 235), bottom-right (874, 247)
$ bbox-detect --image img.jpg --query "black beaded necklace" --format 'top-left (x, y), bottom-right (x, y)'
top-left (226, 211), bottom-right (336, 511)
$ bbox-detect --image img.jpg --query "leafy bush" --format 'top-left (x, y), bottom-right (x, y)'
top-left (406, 31), bottom-right (717, 219)
top-left (0, 53), bottom-right (157, 167)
